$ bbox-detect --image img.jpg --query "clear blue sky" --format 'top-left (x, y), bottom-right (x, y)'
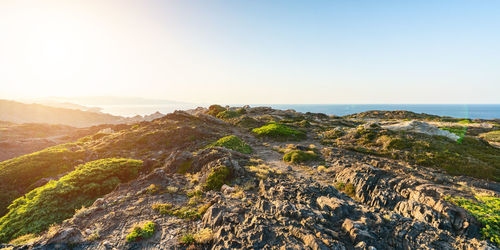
top-left (1, 0), bottom-right (499, 104)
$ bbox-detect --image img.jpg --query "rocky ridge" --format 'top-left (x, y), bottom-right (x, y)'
top-left (0, 106), bottom-right (498, 249)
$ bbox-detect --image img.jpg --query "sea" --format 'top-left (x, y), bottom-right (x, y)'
top-left (98, 104), bottom-right (500, 120)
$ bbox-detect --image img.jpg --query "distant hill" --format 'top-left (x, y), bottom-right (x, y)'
top-left (0, 99), bottom-right (164, 127)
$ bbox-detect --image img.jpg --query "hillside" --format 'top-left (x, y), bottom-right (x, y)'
top-left (0, 122), bottom-right (131, 161)
top-left (0, 100), bottom-right (165, 127)
top-left (0, 106), bottom-right (498, 249)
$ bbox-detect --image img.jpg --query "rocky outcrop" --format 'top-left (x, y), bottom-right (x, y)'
top-left (383, 121), bottom-right (460, 141)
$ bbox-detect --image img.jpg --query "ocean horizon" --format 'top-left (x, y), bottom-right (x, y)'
top-left (98, 104), bottom-right (500, 120)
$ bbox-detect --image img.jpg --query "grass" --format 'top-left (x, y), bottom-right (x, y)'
top-left (334, 128), bottom-right (500, 181)
top-left (283, 150), bottom-right (319, 164)
top-left (179, 228), bottom-right (213, 246)
top-left (179, 233), bottom-right (195, 245)
top-left (152, 202), bottom-right (209, 220)
top-left (206, 135), bottom-right (252, 154)
top-left (203, 166), bottom-right (231, 191)
top-left (0, 158), bottom-right (142, 243)
top-left (446, 196), bottom-right (499, 247)
top-left (252, 121), bottom-right (306, 140)
top-left (8, 234), bottom-right (41, 245)
top-left (439, 126), bottom-right (467, 143)
top-left (126, 221), bottom-right (156, 242)
top-left (0, 144), bottom-right (86, 216)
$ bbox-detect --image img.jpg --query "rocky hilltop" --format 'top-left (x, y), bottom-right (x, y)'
top-left (0, 105), bottom-right (499, 249)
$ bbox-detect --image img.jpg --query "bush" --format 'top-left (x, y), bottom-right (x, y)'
top-left (206, 135), bottom-right (252, 154)
top-left (335, 181), bottom-right (356, 197)
top-left (446, 196), bottom-right (499, 247)
top-left (203, 166), bottom-right (231, 191)
top-left (179, 233), bottom-right (195, 245)
top-left (207, 105), bottom-right (226, 117)
top-left (216, 110), bottom-right (241, 119)
top-left (252, 122), bottom-right (306, 141)
top-left (152, 202), bottom-right (209, 221)
top-left (126, 221), bottom-right (156, 242)
top-left (0, 144), bottom-right (86, 216)
top-left (440, 126), bottom-right (467, 143)
top-left (0, 158), bottom-right (142, 243)
top-left (283, 150), bottom-right (318, 164)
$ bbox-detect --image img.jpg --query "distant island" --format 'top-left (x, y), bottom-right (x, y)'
top-left (0, 99), bottom-right (165, 127)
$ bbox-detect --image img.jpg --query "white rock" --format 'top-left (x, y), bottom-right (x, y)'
top-left (221, 184), bottom-right (235, 194)
top-left (383, 121), bottom-right (460, 141)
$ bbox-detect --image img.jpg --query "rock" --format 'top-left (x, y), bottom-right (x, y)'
top-left (383, 121), bottom-right (460, 141)
top-left (221, 184), bottom-right (235, 194)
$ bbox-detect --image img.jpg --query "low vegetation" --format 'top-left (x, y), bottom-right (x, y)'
top-left (126, 221), bottom-right (156, 242)
top-left (480, 131), bottom-right (500, 143)
top-left (203, 166), bottom-right (231, 191)
top-left (207, 105), bottom-right (226, 116)
top-left (440, 126), bottom-right (467, 143)
top-left (152, 202), bottom-right (210, 220)
top-left (0, 144), bottom-right (86, 216)
top-left (179, 232), bottom-right (195, 245)
top-left (0, 158), bottom-right (143, 243)
top-left (216, 108), bottom-right (246, 119)
top-left (334, 127), bottom-right (500, 181)
top-left (206, 135), bottom-right (252, 154)
top-left (446, 196), bottom-right (499, 247)
top-left (335, 181), bottom-right (356, 197)
top-left (252, 121), bottom-right (306, 140)
top-left (283, 150), bottom-right (319, 164)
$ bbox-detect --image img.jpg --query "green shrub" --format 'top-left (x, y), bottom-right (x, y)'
top-left (446, 196), bottom-right (499, 247)
top-left (207, 105), bottom-right (226, 116)
top-left (126, 221), bottom-right (156, 242)
top-left (458, 119), bottom-right (472, 124)
top-left (216, 110), bottom-right (241, 119)
top-left (176, 159), bottom-right (193, 174)
top-left (0, 158), bottom-right (142, 243)
top-left (0, 144), bottom-right (87, 216)
top-left (440, 126), bottom-right (467, 143)
top-left (252, 122), bottom-right (306, 140)
top-left (335, 181), bottom-right (356, 197)
top-left (179, 233), bottom-right (195, 245)
top-left (206, 135), bottom-right (252, 154)
top-left (152, 203), bottom-right (208, 220)
top-left (283, 150), bottom-right (318, 164)
top-left (235, 116), bottom-right (261, 129)
top-left (203, 166), bottom-right (231, 191)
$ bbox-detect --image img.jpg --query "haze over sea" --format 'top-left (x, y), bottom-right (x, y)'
top-left (99, 104), bottom-right (500, 120)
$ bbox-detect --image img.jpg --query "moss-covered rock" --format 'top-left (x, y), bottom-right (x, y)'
top-left (283, 150), bottom-right (319, 164)
top-left (203, 166), bottom-right (231, 191)
top-left (206, 135), bottom-right (252, 154)
top-left (252, 122), bottom-right (306, 141)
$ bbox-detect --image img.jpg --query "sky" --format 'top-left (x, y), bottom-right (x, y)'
top-left (0, 0), bottom-right (499, 104)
